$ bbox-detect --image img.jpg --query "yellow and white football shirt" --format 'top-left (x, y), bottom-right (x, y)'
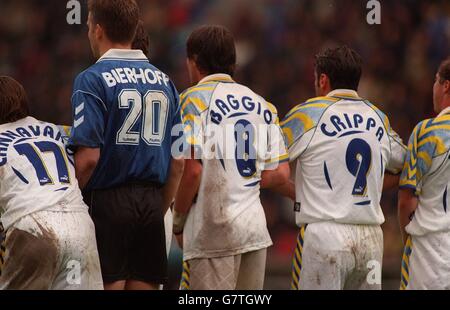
top-left (400, 107), bottom-right (450, 236)
top-left (282, 90), bottom-right (406, 226)
top-left (180, 74), bottom-right (288, 260)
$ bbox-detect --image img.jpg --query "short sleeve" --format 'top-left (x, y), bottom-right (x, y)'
top-left (180, 96), bottom-right (205, 151)
top-left (399, 121), bottom-right (433, 194)
top-left (281, 105), bottom-right (320, 161)
top-left (265, 112), bottom-right (289, 169)
top-left (386, 127), bottom-right (407, 174)
top-left (68, 71), bottom-right (106, 149)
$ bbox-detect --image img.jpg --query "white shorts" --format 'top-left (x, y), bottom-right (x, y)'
top-left (164, 209), bottom-right (173, 258)
top-left (0, 210), bottom-right (103, 290)
top-left (180, 249), bottom-right (267, 290)
top-left (159, 209), bottom-right (173, 290)
top-left (291, 222), bottom-right (383, 290)
top-left (401, 232), bottom-right (450, 290)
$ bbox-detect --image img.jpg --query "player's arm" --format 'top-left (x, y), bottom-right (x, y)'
top-left (385, 126), bottom-right (407, 190)
top-left (172, 149), bottom-right (202, 247)
top-left (68, 71), bottom-right (106, 189)
top-left (276, 104), bottom-right (318, 201)
top-left (261, 109), bottom-right (292, 195)
top-left (383, 172), bottom-right (400, 191)
top-left (162, 157), bottom-right (185, 214)
top-left (164, 87), bottom-right (187, 214)
top-left (265, 161), bottom-right (295, 200)
top-left (173, 91), bottom-right (205, 246)
top-left (398, 189), bottom-right (418, 244)
top-left (261, 162), bottom-right (290, 190)
top-left (74, 147), bottom-right (100, 190)
top-left (397, 122), bottom-right (431, 244)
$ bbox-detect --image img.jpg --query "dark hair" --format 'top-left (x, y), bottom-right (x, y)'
top-left (132, 20), bottom-right (149, 56)
top-left (0, 76), bottom-right (29, 125)
top-left (438, 58), bottom-right (450, 84)
top-left (88, 0), bottom-right (140, 44)
top-left (315, 46), bottom-right (363, 91)
top-left (187, 25), bottom-right (236, 76)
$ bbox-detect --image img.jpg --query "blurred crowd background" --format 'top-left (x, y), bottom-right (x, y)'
top-left (1, 0), bottom-right (449, 289)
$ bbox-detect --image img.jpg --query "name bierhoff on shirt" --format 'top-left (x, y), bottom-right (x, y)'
top-left (0, 124), bottom-right (66, 166)
top-left (101, 67), bottom-right (170, 88)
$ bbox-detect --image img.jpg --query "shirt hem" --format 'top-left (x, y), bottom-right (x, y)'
top-left (183, 241), bottom-right (273, 261)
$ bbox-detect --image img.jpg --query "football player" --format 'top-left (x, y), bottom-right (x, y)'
top-left (399, 58), bottom-right (450, 290)
top-left (69, 0), bottom-right (184, 290)
top-left (174, 25), bottom-right (290, 290)
top-left (280, 46), bottom-right (407, 290)
top-left (0, 76), bottom-right (102, 290)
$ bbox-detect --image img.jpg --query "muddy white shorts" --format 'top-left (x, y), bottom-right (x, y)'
top-left (291, 222), bottom-right (383, 290)
top-left (0, 210), bottom-right (103, 290)
top-left (180, 249), bottom-right (267, 290)
top-left (400, 232), bottom-right (450, 290)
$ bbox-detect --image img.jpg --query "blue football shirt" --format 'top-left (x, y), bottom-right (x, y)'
top-left (69, 49), bottom-right (181, 190)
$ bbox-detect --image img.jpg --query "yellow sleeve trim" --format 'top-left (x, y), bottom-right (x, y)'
top-left (62, 126), bottom-right (71, 136)
top-left (181, 86), bottom-right (215, 100)
top-left (181, 97), bottom-right (208, 115)
top-left (305, 96), bottom-right (339, 103)
top-left (266, 153), bottom-right (289, 164)
top-left (182, 114), bottom-right (201, 126)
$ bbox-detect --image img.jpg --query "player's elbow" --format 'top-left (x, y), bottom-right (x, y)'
top-left (74, 147), bottom-right (100, 174)
top-left (398, 189), bottom-right (418, 213)
top-left (184, 159), bottom-right (202, 183)
top-left (171, 158), bottom-right (185, 177)
top-left (261, 162), bottom-right (290, 189)
top-left (274, 162), bottom-right (291, 185)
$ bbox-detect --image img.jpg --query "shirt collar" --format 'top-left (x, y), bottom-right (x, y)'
top-left (437, 106), bottom-right (450, 117)
top-left (97, 49), bottom-right (148, 62)
top-left (327, 89), bottom-right (361, 99)
top-left (198, 74), bottom-right (234, 85)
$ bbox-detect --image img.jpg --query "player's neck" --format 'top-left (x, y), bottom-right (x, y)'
top-left (98, 42), bottom-right (132, 59)
top-left (440, 101), bottom-right (450, 114)
top-left (439, 94), bottom-right (450, 112)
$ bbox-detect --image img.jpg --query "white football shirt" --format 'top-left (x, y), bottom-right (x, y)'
top-left (0, 117), bottom-right (87, 230)
top-left (180, 74), bottom-right (288, 260)
top-left (282, 90), bottom-right (406, 226)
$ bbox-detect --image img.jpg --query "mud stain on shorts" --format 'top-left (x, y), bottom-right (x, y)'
top-left (1, 222), bottom-right (59, 290)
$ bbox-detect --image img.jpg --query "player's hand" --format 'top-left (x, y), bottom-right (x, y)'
top-left (175, 233), bottom-right (183, 249)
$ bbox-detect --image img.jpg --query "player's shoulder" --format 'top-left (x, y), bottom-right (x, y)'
top-left (249, 89), bottom-right (280, 124)
top-left (33, 118), bottom-right (61, 131)
top-left (414, 117), bottom-right (444, 136)
top-left (236, 83), bottom-right (278, 114)
top-left (56, 125), bottom-right (72, 139)
top-left (73, 65), bottom-right (103, 87)
top-left (280, 97), bottom-right (338, 148)
top-left (22, 118), bottom-right (69, 140)
top-left (282, 96), bottom-right (338, 126)
top-left (180, 82), bottom-right (220, 116)
top-left (264, 101), bottom-right (279, 116)
top-left (432, 110), bottom-right (450, 126)
top-left (413, 115), bottom-right (450, 154)
top-left (362, 100), bottom-right (391, 130)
